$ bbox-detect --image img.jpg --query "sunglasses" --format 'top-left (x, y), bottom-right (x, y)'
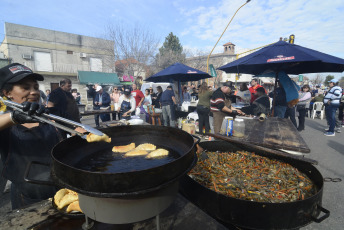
top-left (114, 89), bottom-right (118, 90)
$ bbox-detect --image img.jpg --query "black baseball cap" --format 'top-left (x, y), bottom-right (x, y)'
top-left (123, 86), bottom-right (132, 95)
top-left (0, 63), bottom-right (44, 89)
top-left (222, 82), bottom-right (232, 87)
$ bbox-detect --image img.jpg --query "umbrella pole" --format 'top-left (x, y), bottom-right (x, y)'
top-left (178, 80), bottom-right (182, 105)
top-left (271, 72), bottom-right (278, 117)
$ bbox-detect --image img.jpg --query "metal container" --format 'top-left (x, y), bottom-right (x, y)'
top-left (179, 141), bottom-right (329, 230)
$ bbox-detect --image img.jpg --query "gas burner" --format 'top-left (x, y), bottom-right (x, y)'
top-left (79, 181), bottom-right (178, 225)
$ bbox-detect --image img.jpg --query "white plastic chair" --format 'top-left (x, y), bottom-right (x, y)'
top-left (187, 112), bottom-right (199, 121)
top-left (312, 102), bottom-right (324, 120)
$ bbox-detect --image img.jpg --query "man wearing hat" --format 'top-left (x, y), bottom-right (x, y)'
top-left (47, 78), bottom-right (80, 122)
top-left (210, 82), bottom-right (243, 134)
top-left (323, 79), bottom-right (342, 136)
top-left (93, 85), bottom-right (111, 127)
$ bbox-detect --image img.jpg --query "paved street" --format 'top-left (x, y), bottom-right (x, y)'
top-left (0, 116), bottom-right (343, 229)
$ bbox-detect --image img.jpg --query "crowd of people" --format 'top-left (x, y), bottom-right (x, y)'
top-left (0, 62), bottom-right (343, 210)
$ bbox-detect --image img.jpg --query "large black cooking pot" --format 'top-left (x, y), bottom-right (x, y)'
top-left (179, 141), bottom-right (329, 230)
top-left (50, 125), bottom-right (198, 197)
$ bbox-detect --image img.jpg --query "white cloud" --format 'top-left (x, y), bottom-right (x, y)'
top-left (177, 0), bottom-right (344, 63)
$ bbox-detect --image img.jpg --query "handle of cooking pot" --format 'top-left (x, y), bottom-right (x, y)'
top-left (311, 205), bottom-right (330, 223)
top-left (191, 135), bottom-right (201, 145)
top-left (24, 161), bottom-right (55, 186)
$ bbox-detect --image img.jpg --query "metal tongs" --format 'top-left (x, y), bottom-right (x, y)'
top-left (1, 97), bottom-right (104, 139)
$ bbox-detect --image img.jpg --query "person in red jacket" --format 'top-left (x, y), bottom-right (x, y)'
top-left (249, 78), bottom-right (265, 104)
top-left (131, 83), bottom-right (145, 108)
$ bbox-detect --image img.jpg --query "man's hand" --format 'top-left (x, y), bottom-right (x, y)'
top-left (99, 102), bottom-right (102, 106)
top-left (11, 102), bottom-right (48, 124)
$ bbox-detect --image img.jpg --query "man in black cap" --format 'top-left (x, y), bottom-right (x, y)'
top-left (210, 82), bottom-right (243, 134)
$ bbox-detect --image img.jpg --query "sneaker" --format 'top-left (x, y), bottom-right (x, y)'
top-left (336, 128), bottom-right (341, 133)
top-left (324, 132), bottom-right (335, 136)
top-left (324, 127), bottom-right (329, 131)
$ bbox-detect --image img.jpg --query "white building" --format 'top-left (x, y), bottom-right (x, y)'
top-left (0, 22), bottom-right (118, 105)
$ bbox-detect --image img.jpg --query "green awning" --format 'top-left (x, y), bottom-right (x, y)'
top-left (120, 81), bottom-right (134, 85)
top-left (78, 71), bottom-right (120, 85)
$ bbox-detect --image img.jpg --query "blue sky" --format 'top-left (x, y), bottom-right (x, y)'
top-left (1, 0), bottom-right (344, 79)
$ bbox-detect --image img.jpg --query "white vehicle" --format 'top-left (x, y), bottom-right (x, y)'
top-left (140, 82), bottom-right (172, 93)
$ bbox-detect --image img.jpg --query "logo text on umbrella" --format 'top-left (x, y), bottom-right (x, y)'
top-left (267, 55), bottom-right (295, 63)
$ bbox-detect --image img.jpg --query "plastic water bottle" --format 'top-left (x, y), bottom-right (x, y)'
top-left (233, 118), bottom-right (245, 137)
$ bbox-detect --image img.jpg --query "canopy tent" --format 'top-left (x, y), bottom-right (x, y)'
top-left (78, 71), bottom-right (120, 85)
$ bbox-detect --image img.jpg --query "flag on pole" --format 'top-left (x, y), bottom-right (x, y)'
top-left (209, 64), bottom-right (217, 77)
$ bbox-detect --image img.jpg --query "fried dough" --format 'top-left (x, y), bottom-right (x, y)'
top-left (135, 143), bottom-right (156, 151)
top-left (145, 148), bottom-right (169, 159)
top-left (86, 133), bottom-right (111, 143)
top-left (124, 149), bottom-right (148, 157)
top-left (54, 188), bottom-right (69, 207)
top-left (112, 143), bottom-right (136, 152)
top-left (58, 193), bottom-right (79, 210)
top-left (66, 201), bottom-right (83, 213)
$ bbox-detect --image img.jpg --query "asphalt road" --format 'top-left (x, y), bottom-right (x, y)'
top-left (0, 116), bottom-right (343, 229)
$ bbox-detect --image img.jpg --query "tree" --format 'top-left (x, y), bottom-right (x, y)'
top-left (324, 75), bottom-right (335, 86)
top-left (154, 32), bottom-right (186, 70)
top-left (309, 74), bottom-right (324, 86)
top-left (339, 76), bottom-right (344, 88)
top-left (101, 22), bottom-right (160, 80)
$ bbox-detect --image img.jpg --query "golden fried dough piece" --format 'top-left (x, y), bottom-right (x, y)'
top-left (66, 189), bottom-right (78, 196)
top-left (145, 149), bottom-right (169, 159)
top-left (112, 143), bottom-right (136, 152)
top-left (86, 133), bottom-right (111, 143)
top-left (58, 193), bottom-right (79, 210)
top-left (66, 201), bottom-right (83, 213)
top-left (54, 188), bottom-right (69, 207)
top-left (124, 149), bottom-right (148, 157)
top-left (135, 143), bottom-right (156, 151)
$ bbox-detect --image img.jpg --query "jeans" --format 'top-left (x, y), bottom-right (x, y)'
top-left (325, 104), bottom-right (340, 133)
top-left (196, 105), bottom-right (210, 134)
top-left (326, 105), bottom-right (341, 129)
top-left (274, 105), bottom-right (287, 118)
top-left (162, 105), bottom-right (176, 127)
top-left (285, 106), bottom-right (297, 128)
top-left (94, 106), bottom-right (100, 126)
top-left (297, 106), bottom-right (307, 130)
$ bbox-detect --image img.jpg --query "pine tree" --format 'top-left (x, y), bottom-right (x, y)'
top-left (156, 32), bottom-right (185, 69)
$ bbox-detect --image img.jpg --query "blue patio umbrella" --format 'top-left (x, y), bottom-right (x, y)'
top-left (218, 40), bottom-right (344, 112)
top-left (218, 40), bottom-right (344, 75)
top-left (145, 62), bottom-right (212, 83)
top-left (145, 62), bottom-right (212, 104)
